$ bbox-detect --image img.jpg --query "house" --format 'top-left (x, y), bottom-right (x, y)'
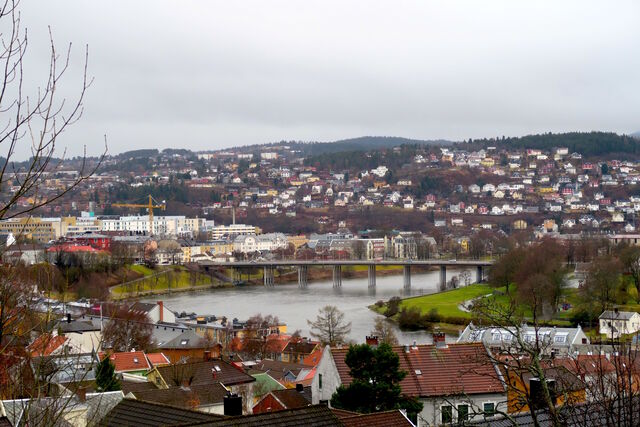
top-left (312, 337), bottom-right (506, 426)
top-left (147, 358), bottom-right (256, 412)
top-left (156, 328), bottom-right (222, 363)
top-left (457, 323), bottom-right (589, 357)
top-left (599, 310), bottom-right (640, 339)
top-left (130, 301), bottom-right (176, 324)
top-left (281, 340), bottom-right (320, 364)
top-left (253, 384), bottom-right (312, 414)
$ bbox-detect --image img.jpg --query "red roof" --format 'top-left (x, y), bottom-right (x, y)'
top-left (103, 351), bottom-right (151, 373)
top-left (146, 352), bottom-right (170, 367)
top-left (331, 343), bottom-right (504, 397)
top-left (28, 334), bottom-right (67, 356)
top-left (47, 244), bottom-right (104, 253)
top-left (302, 348), bottom-right (323, 367)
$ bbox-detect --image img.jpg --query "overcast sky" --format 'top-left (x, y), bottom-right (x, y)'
top-left (12, 1), bottom-right (640, 158)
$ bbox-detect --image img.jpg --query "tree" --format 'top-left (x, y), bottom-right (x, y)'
top-left (370, 317), bottom-right (398, 346)
top-left (95, 356), bottom-right (121, 392)
top-left (0, 0), bottom-right (105, 223)
top-left (102, 304), bottom-right (153, 352)
top-left (489, 246), bottom-right (525, 295)
top-left (581, 255), bottom-right (623, 314)
top-left (618, 245), bottom-right (640, 297)
top-left (307, 305), bottom-right (351, 346)
top-left (330, 343), bottom-right (422, 420)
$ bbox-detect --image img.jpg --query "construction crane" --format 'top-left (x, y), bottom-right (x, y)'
top-left (112, 195), bottom-right (166, 235)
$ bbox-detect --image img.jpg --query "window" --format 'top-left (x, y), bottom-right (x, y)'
top-left (441, 405), bottom-right (453, 424)
top-left (483, 402), bottom-right (495, 417)
top-left (318, 374), bottom-right (322, 389)
top-left (554, 335), bottom-right (567, 343)
top-left (457, 404), bottom-right (469, 422)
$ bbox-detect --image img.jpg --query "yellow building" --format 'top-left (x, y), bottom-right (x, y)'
top-left (0, 217), bottom-right (63, 243)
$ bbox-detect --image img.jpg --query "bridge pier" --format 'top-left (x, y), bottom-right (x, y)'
top-left (403, 265), bottom-right (411, 290)
top-left (298, 265), bottom-right (308, 288)
top-left (368, 265), bottom-right (376, 288)
top-left (232, 268), bottom-right (241, 282)
top-left (439, 265), bottom-right (447, 291)
top-left (476, 266), bottom-right (483, 283)
top-left (332, 265), bottom-right (342, 287)
top-left (263, 266), bottom-right (274, 287)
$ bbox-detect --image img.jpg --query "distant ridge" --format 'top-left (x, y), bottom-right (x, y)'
top-left (298, 136), bottom-right (454, 155)
top-left (632, 131), bottom-right (640, 139)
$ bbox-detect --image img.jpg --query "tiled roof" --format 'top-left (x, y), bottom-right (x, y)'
top-left (331, 343), bottom-right (504, 397)
top-left (131, 383), bottom-right (228, 408)
top-left (146, 352), bottom-right (171, 367)
top-left (28, 334), bottom-right (67, 356)
top-left (269, 387), bottom-right (312, 409)
top-left (156, 359), bottom-right (255, 387)
top-left (303, 349), bottom-right (323, 367)
top-left (105, 351), bottom-right (151, 373)
top-left (340, 410), bottom-right (414, 427)
top-left (121, 380), bottom-right (159, 395)
top-left (190, 404), bottom-right (343, 426)
top-left (282, 340), bottom-right (318, 355)
top-left (98, 398), bottom-right (223, 426)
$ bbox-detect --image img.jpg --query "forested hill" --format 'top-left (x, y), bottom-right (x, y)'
top-left (463, 132), bottom-right (640, 157)
top-left (292, 136), bottom-right (453, 156)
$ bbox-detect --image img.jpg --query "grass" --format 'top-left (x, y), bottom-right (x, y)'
top-left (400, 283), bottom-right (495, 319)
top-left (129, 264), bottom-right (155, 276)
top-left (111, 266), bottom-right (214, 297)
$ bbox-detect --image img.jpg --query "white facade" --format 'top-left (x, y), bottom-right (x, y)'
top-left (101, 215), bottom-right (204, 237)
top-left (233, 233), bottom-right (288, 253)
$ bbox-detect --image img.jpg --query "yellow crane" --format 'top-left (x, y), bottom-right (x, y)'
top-left (112, 195), bottom-right (166, 235)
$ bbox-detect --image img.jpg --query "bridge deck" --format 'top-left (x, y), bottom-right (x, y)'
top-left (201, 259), bottom-right (493, 268)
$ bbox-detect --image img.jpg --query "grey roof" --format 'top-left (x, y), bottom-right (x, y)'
top-left (599, 310), bottom-right (637, 320)
top-left (457, 323), bottom-right (588, 348)
top-left (158, 329), bottom-right (210, 350)
top-left (99, 398), bottom-right (223, 426)
top-left (151, 323), bottom-right (190, 348)
top-left (56, 319), bottom-right (101, 333)
top-left (131, 383), bottom-right (228, 408)
top-left (192, 404), bottom-right (343, 426)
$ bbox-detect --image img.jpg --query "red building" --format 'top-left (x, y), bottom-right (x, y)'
top-left (66, 232), bottom-right (112, 251)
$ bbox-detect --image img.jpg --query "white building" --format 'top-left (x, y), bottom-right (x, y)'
top-left (207, 223), bottom-right (259, 239)
top-left (233, 233), bottom-right (288, 254)
top-left (101, 215), bottom-right (205, 237)
top-left (599, 310), bottom-right (640, 339)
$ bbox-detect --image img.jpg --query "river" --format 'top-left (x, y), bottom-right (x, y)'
top-left (147, 268), bottom-right (471, 345)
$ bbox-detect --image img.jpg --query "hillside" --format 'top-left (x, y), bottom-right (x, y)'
top-left (463, 131), bottom-right (640, 157)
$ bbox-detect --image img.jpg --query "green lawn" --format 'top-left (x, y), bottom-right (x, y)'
top-left (129, 264), bottom-right (155, 276)
top-left (400, 283), bottom-right (495, 319)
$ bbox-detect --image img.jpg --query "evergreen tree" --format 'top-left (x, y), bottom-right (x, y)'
top-left (330, 343), bottom-right (423, 420)
top-left (95, 356), bottom-right (121, 392)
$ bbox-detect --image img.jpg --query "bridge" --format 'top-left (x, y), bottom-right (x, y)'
top-left (200, 259), bottom-right (494, 290)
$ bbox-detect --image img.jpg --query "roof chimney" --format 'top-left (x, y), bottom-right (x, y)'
top-left (365, 336), bottom-right (379, 347)
top-left (224, 392), bottom-right (242, 416)
top-left (433, 332), bottom-right (447, 349)
top-left (404, 345), bottom-right (410, 353)
top-left (157, 301), bottom-right (164, 322)
top-left (67, 313), bottom-right (72, 323)
top-left (203, 350), bottom-right (211, 361)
